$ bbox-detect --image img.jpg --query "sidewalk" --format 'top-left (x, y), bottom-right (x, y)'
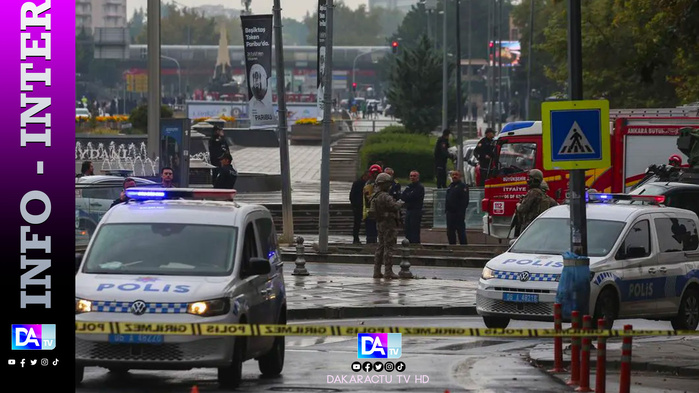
top-left (528, 336), bottom-right (699, 378)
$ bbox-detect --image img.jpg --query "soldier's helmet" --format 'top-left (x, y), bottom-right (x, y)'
top-left (375, 173), bottom-right (393, 184)
top-left (528, 169), bottom-right (544, 182)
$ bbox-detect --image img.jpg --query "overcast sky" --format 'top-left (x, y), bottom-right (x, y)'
top-left (127, 0), bottom-right (370, 22)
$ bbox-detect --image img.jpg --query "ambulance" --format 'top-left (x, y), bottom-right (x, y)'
top-left (481, 107), bottom-right (699, 239)
top-left (476, 194), bottom-right (699, 331)
top-left (75, 188), bottom-right (287, 388)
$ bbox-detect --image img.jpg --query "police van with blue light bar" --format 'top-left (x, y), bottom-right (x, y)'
top-left (476, 193), bottom-right (699, 331)
top-left (74, 188), bottom-right (287, 388)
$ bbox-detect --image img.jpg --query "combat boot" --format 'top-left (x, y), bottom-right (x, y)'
top-left (373, 264), bottom-right (383, 279)
top-left (383, 265), bottom-right (399, 279)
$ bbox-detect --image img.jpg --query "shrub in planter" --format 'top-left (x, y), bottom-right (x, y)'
top-left (129, 105), bottom-right (174, 131)
top-left (378, 125), bottom-right (408, 134)
top-left (360, 140), bottom-right (434, 181)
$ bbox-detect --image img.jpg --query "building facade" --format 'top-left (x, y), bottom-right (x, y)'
top-left (76, 0), bottom-right (127, 35)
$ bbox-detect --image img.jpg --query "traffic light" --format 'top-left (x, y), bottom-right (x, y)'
top-left (352, 82), bottom-right (357, 92)
top-left (392, 41), bottom-right (399, 54)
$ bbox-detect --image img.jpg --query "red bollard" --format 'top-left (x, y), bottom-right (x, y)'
top-left (619, 325), bottom-right (632, 393)
top-left (576, 315), bottom-right (593, 392)
top-left (549, 303), bottom-right (565, 373)
top-left (566, 311), bottom-right (581, 386)
top-left (596, 318), bottom-right (607, 393)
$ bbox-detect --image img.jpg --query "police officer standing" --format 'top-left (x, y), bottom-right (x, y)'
top-left (516, 169), bottom-right (556, 231)
top-left (445, 171), bottom-right (469, 245)
top-left (401, 170), bottom-right (425, 244)
top-left (474, 128), bottom-right (496, 186)
top-left (209, 125), bottom-right (230, 185)
top-left (213, 152), bottom-right (238, 189)
top-left (369, 173), bottom-right (403, 279)
top-left (434, 129), bottom-right (451, 188)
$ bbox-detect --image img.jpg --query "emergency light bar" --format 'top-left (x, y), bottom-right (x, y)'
top-left (587, 193), bottom-right (665, 204)
top-left (125, 187), bottom-right (237, 201)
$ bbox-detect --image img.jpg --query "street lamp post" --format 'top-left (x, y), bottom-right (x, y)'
top-left (161, 55), bottom-right (181, 98)
top-left (351, 49), bottom-right (386, 96)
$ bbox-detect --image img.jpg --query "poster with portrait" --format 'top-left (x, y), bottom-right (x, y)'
top-left (317, 0), bottom-right (327, 121)
top-left (241, 14), bottom-right (275, 129)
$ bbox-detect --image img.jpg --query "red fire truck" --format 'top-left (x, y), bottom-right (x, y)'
top-left (481, 107), bottom-right (699, 239)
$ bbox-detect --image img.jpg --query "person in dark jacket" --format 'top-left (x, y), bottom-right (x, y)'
top-left (401, 170), bottom-right (425, 244)
top-left (434, 129), bottom-right (451, 188)
top-left (473, 128), bottom-right (496, 186)
top-left (213, 152), bottom-right (238, 189)
top-left (109, 177), bottom-right (137, 209)
top-left (350, 171), bottom-right (369, 244)
top-left (445, 170), bottom-right (469, 245)
top-left (76, 160), bottom-right (94, 178)
top-left (384, 167), bottom-right (401, 201)
top-left (208, 125), bottom-right (230, 185)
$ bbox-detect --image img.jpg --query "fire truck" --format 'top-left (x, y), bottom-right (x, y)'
top-left (481, 107), bottom-right (699, 239)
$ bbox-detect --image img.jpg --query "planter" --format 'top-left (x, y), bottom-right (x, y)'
top-left (290, 123), bottom-right (342, 145)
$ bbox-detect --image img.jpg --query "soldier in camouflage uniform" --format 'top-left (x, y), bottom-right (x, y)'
top-left (516, 169), bottom-right (556, 230)
top-left (369, 173), bottom-right (403, 279)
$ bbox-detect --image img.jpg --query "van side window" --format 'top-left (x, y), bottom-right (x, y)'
top-left (255, 217), bottom-right (278, 259)
top-left (655, 217), bottom-right (699, 252)
top-left (240, 222), bottom-right (259, 275)
top-left (616, 220), bottom-right (651, 260)
top-left (666, 192), bottom-right (699, 218)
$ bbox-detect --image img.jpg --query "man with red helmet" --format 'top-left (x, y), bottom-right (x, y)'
top-left (669, 154), bottom-right (682, 168)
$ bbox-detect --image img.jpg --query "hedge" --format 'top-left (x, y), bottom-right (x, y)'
top-left (360, 140), bottom-right (434, 181)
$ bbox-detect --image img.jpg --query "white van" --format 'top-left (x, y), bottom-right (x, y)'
top-left (476, 194), bottom-right (699, 331)
top-left (75, 188), bottom-right (287, 388)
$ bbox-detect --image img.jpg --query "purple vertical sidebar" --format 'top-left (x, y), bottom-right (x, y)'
top-left (0, 0), bottom-right (75, 387)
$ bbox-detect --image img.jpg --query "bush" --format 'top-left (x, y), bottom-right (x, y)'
top-left (378, 125), bottom-right (408, 134)
top-left (364, 131), bottom-right (429, 148)
top-left (129, 105), bottom-right (174, 131)
top-left (360, 139), bottom-right (434, 181)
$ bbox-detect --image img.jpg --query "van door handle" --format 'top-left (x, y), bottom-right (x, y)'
top-left (648, 268), bottom-right (657, 274)
top-left (659, 267), bottom-right (667, 274)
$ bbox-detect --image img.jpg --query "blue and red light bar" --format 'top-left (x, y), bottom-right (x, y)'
top-left (125, 188), bottom-right (237, 201)
top-left (587, 193), bottom-right (665, 204)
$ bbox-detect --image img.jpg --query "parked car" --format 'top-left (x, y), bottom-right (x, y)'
top-left (626, 181), bottom-right (699, 217)
top-left (448, 139), bottom-right (480, 186)
top-left (76, 107), bottom-right (91, 119)
top-left (75, 175), bottom-right (157, 236)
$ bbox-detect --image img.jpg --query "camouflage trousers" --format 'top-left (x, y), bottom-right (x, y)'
top-left (375, 222), bottom-right (398, 270)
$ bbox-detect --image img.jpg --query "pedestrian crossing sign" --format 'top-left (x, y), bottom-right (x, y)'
top-left (541, 100), bottom-right (610, 170)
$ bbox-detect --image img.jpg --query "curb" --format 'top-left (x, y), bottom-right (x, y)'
top-left (288, 305), bottom-right (478, 320)
top-left (528, 353), bottom-right (699, 378)
top-left (280, 253), bottom-right (489, 268)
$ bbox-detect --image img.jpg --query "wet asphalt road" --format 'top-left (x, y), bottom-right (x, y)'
top-left (76, 316), bottom-right (677, 393)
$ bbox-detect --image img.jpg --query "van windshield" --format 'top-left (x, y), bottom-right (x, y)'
top-left (82, 223), bottom-right (238, 276)
top-left (511, 218), bottom-right (625, 257)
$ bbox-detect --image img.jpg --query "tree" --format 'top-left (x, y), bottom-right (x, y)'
top-left (304, 3), bottom-right (391, 46)
top-left (135, 4), bottom-right (226, 45)
top-left (283, 18), bottom-right (309, 45)
top-left (76, 27), bottom-right (93, 75)
top-left (386, 35), bottom-right (451, 134)
top-left (128, 7), bottom-right (145, 43)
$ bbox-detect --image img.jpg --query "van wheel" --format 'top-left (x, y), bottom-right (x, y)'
top-left (483, 316), bottom-right (510, 329)
top-left (594, 288), bottom-right (618, 329)
top-left (75, 365), bottom-right (84, 385)
top-left (671, 287), bottom-right (699, 331)
top-left (218, 336), bottom-right (245, 389)
top-left (259, 312), bottom-right (286, 377)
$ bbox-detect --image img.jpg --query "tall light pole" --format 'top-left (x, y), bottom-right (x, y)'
top-left (319, 0), bottom-right (334, 253)
top-left (455, 0), bottom-right (463, 174)
top-left (351, 49), bottom-right (385, 93)
top-left (147, 0), bottom-right (160, 162)
top-left (161, 55), bottom-right (181, 97)
top-left (525, 0), bottom-right (535, 120)
top-left (441, 6), bottom-right (448, 132)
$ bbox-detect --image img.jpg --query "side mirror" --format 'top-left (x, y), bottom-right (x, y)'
top-left (242, 257), bottom-right (271, 276)
top-left (75, 253), bottom-right (83, 274)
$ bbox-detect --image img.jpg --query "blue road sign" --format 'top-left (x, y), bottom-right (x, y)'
top-left (542, 100), bottom-right (610, 170)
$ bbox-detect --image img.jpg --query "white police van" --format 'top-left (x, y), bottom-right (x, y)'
top-left (75, 188), bottom-right (287, 388)
top-left (477, 194), bottom-right (699, 331)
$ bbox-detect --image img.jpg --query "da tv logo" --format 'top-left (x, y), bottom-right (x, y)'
top-left (11, 324), bottom-right (56, 350)
top-left (357, 333), bottom-right (401, 359)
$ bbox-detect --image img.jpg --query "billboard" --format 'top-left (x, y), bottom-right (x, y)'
top-left (489, 41), bottom-right (521, 66)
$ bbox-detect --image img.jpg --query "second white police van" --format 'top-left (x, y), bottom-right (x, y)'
top-left (75, 188), bottom-right (286, 388)
top-left (476, 194), bottom-right (699, 331)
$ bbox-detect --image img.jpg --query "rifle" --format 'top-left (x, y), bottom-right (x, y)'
top-left (508, 211), bottom-right (522, 239)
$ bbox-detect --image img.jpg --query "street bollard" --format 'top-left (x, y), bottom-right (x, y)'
top-left (566, 311), bottom-right (581, 386)
top-left (576, 315), bottom-right (592, 392)
top-left (292, 236), bottom-right (310, 276)
top-left (595, 318), bottom-right (607, 393)
top-left (398, 239), bottom-right (414, 279)
top-left (619, 325), bottom-right (633, 393)
top-left (549, 303), bottom-right (565, 373)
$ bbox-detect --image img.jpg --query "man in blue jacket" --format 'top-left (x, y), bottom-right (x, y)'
top-left (400, 170), bottom-right (425, 244)
top-left (445, 170), bottom-right (469, 245)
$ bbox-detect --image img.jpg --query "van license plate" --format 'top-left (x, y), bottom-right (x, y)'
top-left (108, 334), bottom-right (164, 344)
top-left (502, 293), bottom-right (539, 303)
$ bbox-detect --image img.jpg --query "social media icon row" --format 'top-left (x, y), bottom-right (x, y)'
top-left (8, 358), bottom-right (58, 367)
top-left (351, 361), bottom-right (405, 373)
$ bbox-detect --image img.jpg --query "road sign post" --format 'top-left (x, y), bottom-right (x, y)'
top-left (542, 98), bottom-right (610, 319)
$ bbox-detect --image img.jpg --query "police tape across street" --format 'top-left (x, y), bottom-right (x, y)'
top-left (75, 322), bottom-right (699, 338)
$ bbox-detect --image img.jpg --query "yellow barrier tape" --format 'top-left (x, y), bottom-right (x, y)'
top-left (75, 322), bottom-right (699, 338)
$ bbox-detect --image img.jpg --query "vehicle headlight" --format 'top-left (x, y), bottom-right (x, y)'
top-left (187, 298), bottom-right (230, 317)
top-left (75, 298), bottom-right (92, 314)
top-left (481, 266), bottom-right (496, 280)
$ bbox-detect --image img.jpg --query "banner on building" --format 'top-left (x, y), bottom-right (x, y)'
top-left (241, 14), bottom-right (275, 128)
top-left (317, 0), bottom-right (327, 121)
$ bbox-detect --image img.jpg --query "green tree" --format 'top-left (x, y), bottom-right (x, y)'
top-left (386, 35), bottom-right (450, 134)
top-left (135, 4), bottom-right (221, 45)
top-left (282, 18), bottom-right (309, 45)
top-left (76, 27), bottom-right (93, 75)
top-left (128, 7), bottom-right (145, 43)
top-left (304, 3), bottom-right (387, 45)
